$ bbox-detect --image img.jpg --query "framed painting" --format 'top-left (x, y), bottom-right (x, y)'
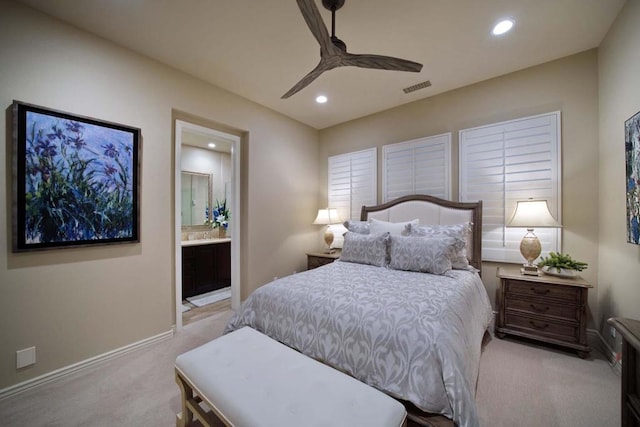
top-left (626, 109), bottom-right (640, 244)
top-left (11, 101), bottom-right (141, 251)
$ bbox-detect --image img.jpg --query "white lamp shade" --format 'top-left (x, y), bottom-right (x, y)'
top-left (507, 200), bottom-right (561, 228)
top-left (312, 208), bottom-right (341, 225)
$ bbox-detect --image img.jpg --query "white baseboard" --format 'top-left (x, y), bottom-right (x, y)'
top-left (0, 329), bottom-right (174, 401)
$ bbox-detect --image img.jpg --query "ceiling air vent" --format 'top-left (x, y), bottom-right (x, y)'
top-left (403, 80), bottom-right (432, 94)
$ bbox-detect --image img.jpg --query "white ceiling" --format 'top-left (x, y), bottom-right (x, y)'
top-left (17, 0), bottom-right (625, 130)
top-left (182, 128), bottom-right (233, 153)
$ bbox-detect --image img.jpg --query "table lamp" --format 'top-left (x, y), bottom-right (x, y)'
top-left (507, 199), bottom-right (561, 275)
top-left (313, 208), bottom-right (341, 253)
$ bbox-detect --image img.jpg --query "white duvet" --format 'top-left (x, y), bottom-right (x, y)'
top-left (225, 260), bottom-right (493, 427)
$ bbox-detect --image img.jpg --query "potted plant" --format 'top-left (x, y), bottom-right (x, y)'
top-left (537, 252), bottom-right (588, 277)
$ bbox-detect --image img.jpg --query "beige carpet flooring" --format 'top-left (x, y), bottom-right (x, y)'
top-left (0, 310), bottom-right (620, 427)
top-left (476, 335), bottom-right (619, 426)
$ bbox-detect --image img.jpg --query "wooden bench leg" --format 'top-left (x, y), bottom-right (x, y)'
top-left (175, 370), bottom-right (194, 427)
top-left (176, 369), bottom-right (227, 427)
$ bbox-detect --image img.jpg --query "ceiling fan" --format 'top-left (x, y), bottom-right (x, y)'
top-left (282, 0), bottom-right (423, 99)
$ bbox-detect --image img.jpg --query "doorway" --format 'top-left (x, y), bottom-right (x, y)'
top-left (174, 120), bottom-right (241, 331)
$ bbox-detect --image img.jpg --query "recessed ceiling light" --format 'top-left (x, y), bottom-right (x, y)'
top-left (208, 143), bottom-right (216, 148)
top-left (492, 19), bottom-right (514, 36)
top-left (316, 95), bottom-right (328, 104)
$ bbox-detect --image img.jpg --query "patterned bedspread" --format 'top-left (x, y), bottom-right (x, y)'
top-left (224, 260), bottom-right (493, 427)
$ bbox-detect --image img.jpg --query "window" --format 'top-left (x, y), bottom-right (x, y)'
top-left (382, 133), bottom-right (451, 202)
top-left (459, 112), bottom-right (561, 263)
top-left (328, 148), bottom-right (377, 222)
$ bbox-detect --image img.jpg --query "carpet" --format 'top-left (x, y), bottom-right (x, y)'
top-left (0, 309), bottom-right (621, 427)
top-left (186, 287), bottom-right (231, 307)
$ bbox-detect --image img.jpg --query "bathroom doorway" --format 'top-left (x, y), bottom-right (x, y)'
top-left (174, 119), bottom-right (241, 331)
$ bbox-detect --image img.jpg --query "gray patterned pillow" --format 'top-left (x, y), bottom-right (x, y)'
top-left (343, 220), bottom-right (370, 235)
top-left (388, 235), bottom-right (463, 275)
top-left (340, 232), bottom-right (390, 267)
top-left (404, 222), bottom-right (472, 270)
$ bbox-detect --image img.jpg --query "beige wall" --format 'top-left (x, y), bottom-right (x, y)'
top-left (0, 1), bottom-right (319, 390)
top-left (319, 50), bottom-right (600, 326)
top-left (598, 0), bottom-right (640, 342)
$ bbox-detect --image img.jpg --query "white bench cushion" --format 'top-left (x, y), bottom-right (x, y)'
top-left (175, 326), bottom-right (407, 427)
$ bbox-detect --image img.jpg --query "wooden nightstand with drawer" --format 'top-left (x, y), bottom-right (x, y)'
top-left (306, 251), bottom-right (340, 270)
top-left (496, 266), bottom-right (593, 358)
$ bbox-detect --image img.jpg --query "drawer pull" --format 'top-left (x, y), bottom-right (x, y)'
top-left (531, 287), bottom-right (550, 295)
top-left (529, 304), bottom-right (549, 313)
top-left (530, 320), bottom-right (549, 330)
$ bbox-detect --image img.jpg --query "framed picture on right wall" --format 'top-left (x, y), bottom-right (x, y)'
top-left (625, 109), bottom-right (640, 244)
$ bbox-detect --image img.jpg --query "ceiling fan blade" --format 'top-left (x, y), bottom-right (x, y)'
top-left (340, 53), bottom-right (423, 73)
top-left (283, 1), bottom-right (422, 98)
top-left (296, 0), bottom-right (340, 56)
top-left (281, 60), bottom-right (333, 99)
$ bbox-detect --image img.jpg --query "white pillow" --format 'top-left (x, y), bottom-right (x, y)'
top-left (340, 232), bottom-right (390, 267)
top-left (388, 235), bottom-right (463, 275)
top-left (369, 218), bottom-right (419, 236)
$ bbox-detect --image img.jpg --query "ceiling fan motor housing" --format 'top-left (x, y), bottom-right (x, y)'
top-left (331, 36), bottom-right (347, 52)
top-left (322, 0), bottom-right (345, 11)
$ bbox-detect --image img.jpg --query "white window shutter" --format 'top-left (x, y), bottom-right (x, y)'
top-left (328, 148), bottom-right (377, 222)
top-left (383, 133), bottom-right (451, 202)
top-left (459, 112), bottom-right (561, 263)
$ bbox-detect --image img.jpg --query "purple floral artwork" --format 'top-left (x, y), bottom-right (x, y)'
top-left (13, 102), bottom-right (140, 250)
top-left (626, 110), bottom-right (640, 244)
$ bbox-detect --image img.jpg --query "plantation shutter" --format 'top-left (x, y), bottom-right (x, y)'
top-left (382, 133), bottom-right (451, 202)
top-left (459, 111), bottom-right (561, 263)
top-left (328, 148), bottom-right (377, 222)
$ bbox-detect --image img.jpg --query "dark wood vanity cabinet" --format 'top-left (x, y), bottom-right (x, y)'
top-left (182, 242), bottom-right (231, 299)
top-left (212, 242), bottom-right (231, 285)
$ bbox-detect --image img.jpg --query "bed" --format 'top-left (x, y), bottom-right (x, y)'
top-left (224, 195), bottom-right (493, 427)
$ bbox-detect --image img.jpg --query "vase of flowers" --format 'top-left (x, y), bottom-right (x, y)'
top-left (212, 199), bottom-right (230, 238)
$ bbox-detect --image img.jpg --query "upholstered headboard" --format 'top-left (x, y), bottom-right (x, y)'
top-left (361, 194), bottom-right (483, 273)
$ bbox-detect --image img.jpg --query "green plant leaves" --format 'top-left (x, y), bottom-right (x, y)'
top-left (537, 252), bottom-right (588, 271)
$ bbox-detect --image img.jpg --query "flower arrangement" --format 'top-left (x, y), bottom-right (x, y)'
top-left (211, 199), bottom-right (230, 229)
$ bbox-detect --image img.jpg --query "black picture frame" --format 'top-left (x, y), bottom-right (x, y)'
top-left (11, 101), bottom-right (141, 251)
top-left (626, 109), bottom-right (640, 245)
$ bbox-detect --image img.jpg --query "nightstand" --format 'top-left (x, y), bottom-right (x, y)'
top-left (496, 266), bottom-right (593, 358)
top-left (306, 251), bottom-right (340, 270)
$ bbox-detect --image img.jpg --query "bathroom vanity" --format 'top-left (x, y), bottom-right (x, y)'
top-left (181, 238), bottom-right (231, 298)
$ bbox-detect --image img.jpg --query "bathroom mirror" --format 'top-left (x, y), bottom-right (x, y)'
top-left (181, 171), bottom-right (212, 226)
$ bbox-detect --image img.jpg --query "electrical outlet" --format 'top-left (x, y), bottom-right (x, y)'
top-left (16, 347), bottom-right (36, 369)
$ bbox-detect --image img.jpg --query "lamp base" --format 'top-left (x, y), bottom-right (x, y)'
top-left (521, 264), bottom-right (541, 276)
top-left (323, 226), bottom-right (335, 254)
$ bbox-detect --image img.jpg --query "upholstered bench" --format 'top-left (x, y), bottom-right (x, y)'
top-left (175, 326), bottom-right (407, 427)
